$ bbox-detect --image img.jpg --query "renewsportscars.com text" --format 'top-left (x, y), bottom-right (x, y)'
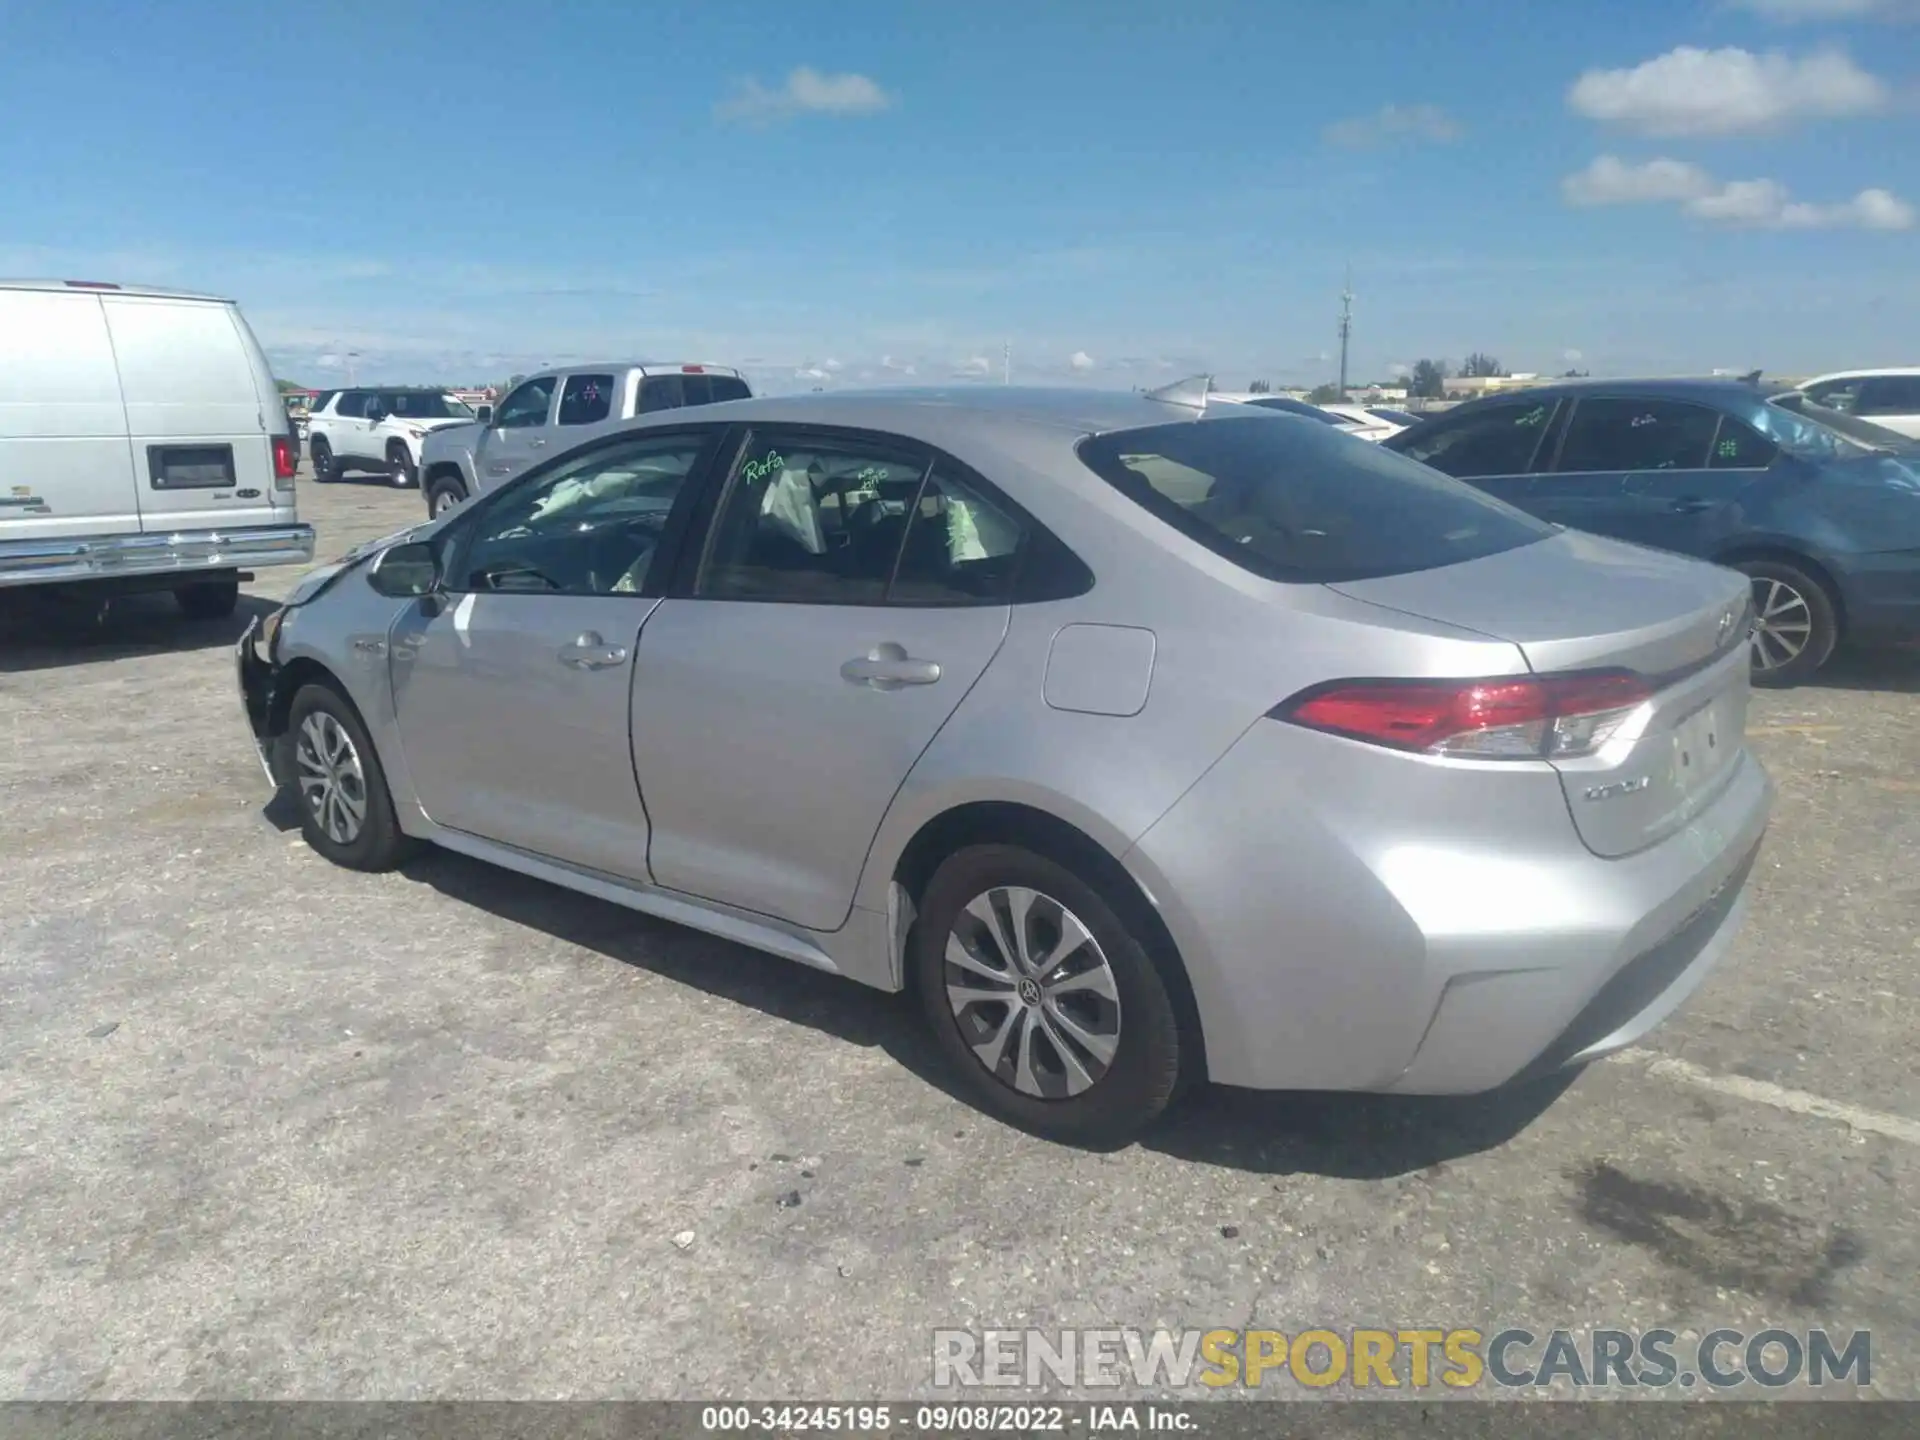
top-left (932, 1326), bottom-right (1872, 1391)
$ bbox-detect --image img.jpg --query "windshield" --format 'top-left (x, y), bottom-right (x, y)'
top-left (1766, 392), bottom-right (1914, 453)
top-left (385, 393), bottom-right (476, 420)
top-left (1078, 416), bottom-right (1553, 584)
top-left (1244, 396), bottom-right (1352, 426)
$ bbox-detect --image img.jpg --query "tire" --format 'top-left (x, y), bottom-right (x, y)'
top-left (388, 442), bottom-right (418, 488)
top-left (911, 843), bottom-right (1185, 1144)
top-left (283, 682), bottom-right (416, 872)
top-left (310, 437), bottom-right (338, 483)
top-left (1739, 558), bottom-right (1838, 687)
top-left (175, 579), bottom-right (239, 620)
top-left (426, 476), bottom-right (465, 519)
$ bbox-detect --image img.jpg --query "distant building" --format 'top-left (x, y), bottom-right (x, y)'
top-left (1442, 374), bottom-right (1544, 398)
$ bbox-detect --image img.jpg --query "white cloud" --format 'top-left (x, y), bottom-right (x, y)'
top-left (1069, 350), bottom-right (1096, 371)
top-left (1561, 154), bottom-right (1915, 229)
top-left (1386, 361), bottom-right (1413, 378)
top-left (1567, 46), bottom-right (1888, 136)
top-left (716, 67), bottom-right (894, 124)
top-left (1563, 155), bottom-right (1716, 205)
top-left (954, 355), bottom-right (993, 378)
top-left (1733, 0), bottom-right (1916, 20)
top-left (1323, 103), bottom-right (1463, 147)
top-left (1563, 348), bottom-right (1585, 363)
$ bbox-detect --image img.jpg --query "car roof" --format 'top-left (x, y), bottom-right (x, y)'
top-left (1430, 376), bottom-right (1788, 412)
top-left (1799, 367), bottom-right (1920, 383)
top-left (0, 278), bottom-right (231, 302)
top-left (524, 360), bottom-right (746, 378)
top-left (637, 385), bottom-right (1249, 440)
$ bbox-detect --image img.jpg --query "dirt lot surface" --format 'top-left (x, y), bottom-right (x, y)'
top-left (4, 469), bottom-right (1918, 1404)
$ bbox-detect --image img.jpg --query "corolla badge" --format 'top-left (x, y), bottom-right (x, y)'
top-left (1584, 776), bottom-right (1652, 803)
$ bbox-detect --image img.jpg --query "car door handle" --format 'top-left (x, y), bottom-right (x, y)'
top-left (840, 644), bottom-right (941, 689)
top-left (1669, 497), bottom-right (1714, 514)
top-left (530, 437), bottom-right (548, 449)
top-left (557, 631), bottom-right (628, 670)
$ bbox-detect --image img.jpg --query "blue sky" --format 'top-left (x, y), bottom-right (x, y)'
top-left (1, 0), bottom-right (1914, 391)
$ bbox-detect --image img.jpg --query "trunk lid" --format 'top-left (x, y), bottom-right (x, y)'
top-left (1328, 530), bottom-right (1753, 858)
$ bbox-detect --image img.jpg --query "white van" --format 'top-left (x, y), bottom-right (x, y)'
top-left (0, 279), bottom-right (314, 617)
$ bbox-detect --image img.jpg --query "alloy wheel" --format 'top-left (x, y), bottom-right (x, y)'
top-left (1749, 576), bottom-right (1813, 674)
top-left (943, 886), bottom-right (1123, 1099)
top-left (296, 710), bottom-right (369, 845)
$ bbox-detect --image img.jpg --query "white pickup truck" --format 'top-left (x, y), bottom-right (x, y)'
top-left (305, 388), bottom-right (483, 489)
top-left (416, 362), bottom-right (751, 517)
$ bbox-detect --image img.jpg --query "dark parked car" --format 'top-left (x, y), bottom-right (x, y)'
top-left (1382, 379), bottom-right (1920, 684)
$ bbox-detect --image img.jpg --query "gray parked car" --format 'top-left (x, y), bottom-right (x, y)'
top-left (235, 387), bottom-right (1771, 1142)
top-left (417, 362), bottom-right (751, 519)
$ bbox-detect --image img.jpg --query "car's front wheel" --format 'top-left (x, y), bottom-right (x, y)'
top-left (911, 843), bottom-right (1185, 1144)
top-left (1741, 558), bottom-right (1838, 687)
top-left (284, 682), bottom-right (415, 871)
top-left (426, 475), bottom-right (466, 518)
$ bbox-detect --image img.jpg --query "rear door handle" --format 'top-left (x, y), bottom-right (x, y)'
top-left (558, 631), bottom-right (628, 670)
top-left (840, 642), bottom-right (941, 690)
top-left (530, 437), bottom-right (548, 449)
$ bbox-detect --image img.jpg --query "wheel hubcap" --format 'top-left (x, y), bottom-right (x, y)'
top-left (1749, 577), bottom-right (1813, 672)
top-left (433, 491), bottom-right (453, 516)
top-left (943, 886), bottom-right (1122, 1099)
top-left (295, 711), bottom-right (368, 845)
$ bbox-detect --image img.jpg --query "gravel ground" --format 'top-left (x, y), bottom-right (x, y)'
top-left (3, 469), bottom-right (1918, 1405)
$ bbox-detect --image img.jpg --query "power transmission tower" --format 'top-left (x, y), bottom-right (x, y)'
top-left (1336, 268), bottom-right (1353, 400)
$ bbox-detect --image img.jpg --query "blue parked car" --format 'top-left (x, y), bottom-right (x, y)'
top-left (1381, 378), bottom-right (1920, 685)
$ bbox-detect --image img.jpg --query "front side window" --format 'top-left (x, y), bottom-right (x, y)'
top-left (558, 373), bottom-right (615, 426)
top-left (1079, 415), bottom-right (1551, 584)
top-left (450, 433), bottom-right (712, 596)
top-left (697, 434), bottom-right (929, 603)
top-left (1392, 399), bottom-right (1557, 478)
top-left (495, 377), bottom-right (556, 429)
top-left (333, 391), bottom-right (368, 419)
top-left (1555, 398), bottom-right (1719, 473)
top-left (1859, 375), bottom-right (1920, 416)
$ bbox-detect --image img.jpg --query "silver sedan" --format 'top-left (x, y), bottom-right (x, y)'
top-left (236, 386), bottom-right (1772, 1143)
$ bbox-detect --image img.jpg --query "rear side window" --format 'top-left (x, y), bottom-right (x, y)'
top-left (1556, 398), bottom-right (1717, 472)
top-left (1710, 416), bottom-right (1777, 469)
top-left (1861, 375), bottom-right (1920, 415)
top-left (1079, 416), bottom-right (1552, 584)
top-left (639, 376), bottom-right (683, 413)
top-left (558, 373), bottom-right (615, 425)
top-left (1393, 400), bottom-right (1555, 478)
top-left (333, 392), bottom-right (367, 418)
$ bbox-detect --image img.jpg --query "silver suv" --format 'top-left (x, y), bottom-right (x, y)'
top-left (417, 362), bottom-right (751, 517)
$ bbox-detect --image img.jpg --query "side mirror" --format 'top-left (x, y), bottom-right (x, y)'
top-left (475, 405), bottom-right (493, 425)
top-left (367, 541), bottom-right (440, 598)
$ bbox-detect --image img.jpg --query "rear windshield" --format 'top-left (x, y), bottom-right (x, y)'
top-left (1077, 415), bottom-right (1553, 583)
top-left (1766, 392), bottom-right (1915, 453)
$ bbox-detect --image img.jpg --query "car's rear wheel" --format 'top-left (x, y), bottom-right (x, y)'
top-left (309, 437), bottom-right (338, 483)
top-left (912, 843), bottom-right (1184, 1144)
top-left (388, 442), bottom-right (418, 488)
top-left (174, 579), bottom-right (239, 620)
top-left (285, 682), bottom-right (415, 872)
top-left (1740, 558), bottom-right (1837, 687)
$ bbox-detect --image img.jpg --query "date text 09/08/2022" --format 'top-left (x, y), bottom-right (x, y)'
top-left (699, 1405), bottom-right (1191, 1433)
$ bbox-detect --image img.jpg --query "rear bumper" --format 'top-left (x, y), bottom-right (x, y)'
top-left (1127, 721), bottom-right (1774, 1095)
top-left (0, 524), bottom-right (316, 589)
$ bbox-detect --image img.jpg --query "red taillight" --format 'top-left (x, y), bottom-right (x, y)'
top-left (681, 364), bottom-right (705, 373)
top-left (1274, 671), bottom-right (1652, 760)
top-left (63, 279), bottom-right (121, 289)
top-left (272, 435), bottom-right (296, 482)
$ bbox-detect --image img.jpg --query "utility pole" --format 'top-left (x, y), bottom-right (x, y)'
top-left (346, 351), bottom-right (360, 387)
top-left (1336, 268), bottom-right (1353, 400)
top-left (1003, 341), bottom-right (1011, 385)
